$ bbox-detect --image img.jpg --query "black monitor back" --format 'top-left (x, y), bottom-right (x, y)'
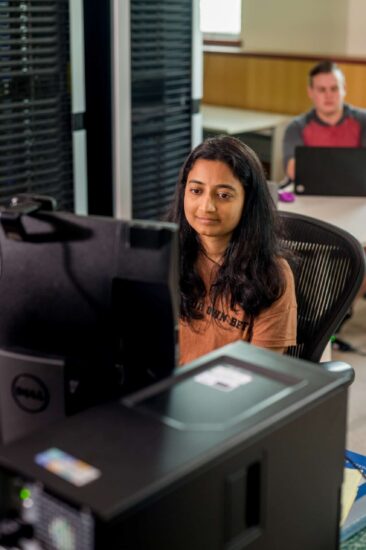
top-left (0, 210), bottom-right (179, 413)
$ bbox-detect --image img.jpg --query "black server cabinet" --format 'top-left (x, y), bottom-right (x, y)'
top-left (84, 0), bottom-right (199, 220)
top-left (1, 1), bottom-right (200, 220)
top-left (0, 0), bottom-right (74, 211)
top-left (130, 0), bottom-right (193, 219)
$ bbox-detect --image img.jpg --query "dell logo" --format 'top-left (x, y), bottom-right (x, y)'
top-left (11, 374), bottom-right (50, 413)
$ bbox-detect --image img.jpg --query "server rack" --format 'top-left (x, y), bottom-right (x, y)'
top-left (88, 0), bottom-right (201, 219)
top-left (1, 1), bottom-right (201, 220)
top-left (0, 0), bottom-right (75, 211)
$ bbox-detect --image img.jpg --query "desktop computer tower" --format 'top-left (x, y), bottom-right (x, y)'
top-left (0, 341), bottom-right (349, 549)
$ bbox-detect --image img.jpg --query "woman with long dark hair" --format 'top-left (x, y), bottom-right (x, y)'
top-left (166, 135), bottom-right (297, 365)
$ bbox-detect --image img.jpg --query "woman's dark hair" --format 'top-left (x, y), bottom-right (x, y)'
top-left (166, 135), bottom-right (287, 322)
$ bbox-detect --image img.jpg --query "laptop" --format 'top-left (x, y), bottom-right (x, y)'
top-left (295, 146), bottom-right (366, 196)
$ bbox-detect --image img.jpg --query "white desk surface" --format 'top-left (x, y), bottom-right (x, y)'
top-left (279, 195), bottom-right (366, 244)
top-left (202, 104), bottom-right (291, 134)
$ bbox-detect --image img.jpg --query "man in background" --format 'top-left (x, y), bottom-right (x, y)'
top-left (283, 60), bottom-right (366, 181)
top-left (283, 60), bottom-right (366, 350)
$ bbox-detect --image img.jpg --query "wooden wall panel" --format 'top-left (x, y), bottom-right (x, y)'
top-left (340, 63), bottom-right (366, 108)
top-left (203, 52), bottom-right (366, 114)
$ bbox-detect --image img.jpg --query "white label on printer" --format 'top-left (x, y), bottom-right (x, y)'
top-left (194, 365), bottom-right (252, 392)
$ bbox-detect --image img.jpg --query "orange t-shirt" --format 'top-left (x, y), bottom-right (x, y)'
top-left (179, 255), bottom-right (297, 365)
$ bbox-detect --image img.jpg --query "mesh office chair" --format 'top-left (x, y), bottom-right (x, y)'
top-left (279, 211), bottom-right (366, 364)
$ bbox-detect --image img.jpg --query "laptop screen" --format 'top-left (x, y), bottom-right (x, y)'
top-left (295, 146), bottom-right (366, 196)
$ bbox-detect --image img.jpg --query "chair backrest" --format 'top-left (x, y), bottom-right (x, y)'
top-left (279, 211), bottom-right (366, 362)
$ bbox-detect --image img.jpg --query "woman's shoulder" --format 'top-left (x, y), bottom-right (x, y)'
top-left (277, 256), bottom-right (293, 273)
top-left (276, 257), bottom-right (296, 287)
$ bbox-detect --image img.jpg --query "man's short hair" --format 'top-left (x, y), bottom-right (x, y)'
top-left (308, 60), bottom-right (345, 87)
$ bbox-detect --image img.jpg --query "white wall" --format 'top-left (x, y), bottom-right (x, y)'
top-left (346, 0), bottom-right (366, 56)
top-left (242, 0), bottom-right (350, 55)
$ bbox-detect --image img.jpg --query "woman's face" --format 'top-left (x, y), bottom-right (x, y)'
top-left (184, 159), bottom-right (245, 244)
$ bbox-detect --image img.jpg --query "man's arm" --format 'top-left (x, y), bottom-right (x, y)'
top-left (283, 117), bottom-right (305, 181)
top-left (286, 159), bottom-right (296, 181)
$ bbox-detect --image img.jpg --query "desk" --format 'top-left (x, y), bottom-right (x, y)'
top-left (279, 195), bottom-right (366, 245)
top-left (201, 104), bottom-right (291, 181)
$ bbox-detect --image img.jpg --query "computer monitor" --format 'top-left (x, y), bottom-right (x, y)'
top-left (0, 200), bottom-right (179, 443)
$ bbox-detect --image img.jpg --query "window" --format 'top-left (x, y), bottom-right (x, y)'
top-left (200, 0), bottom-right (242, 42)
